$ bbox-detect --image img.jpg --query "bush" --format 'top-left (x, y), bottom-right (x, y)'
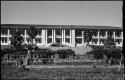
top-left (88, 46), bottom-right (123, 65)
top-left (33, 49), bottom-right (55, 58)
top-left (56, 49), bottom-right (75, 59)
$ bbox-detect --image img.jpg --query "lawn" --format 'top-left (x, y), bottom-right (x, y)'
top-left (1, 65), bottom-right (124, 80)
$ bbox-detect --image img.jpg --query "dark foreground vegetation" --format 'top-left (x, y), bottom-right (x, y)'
top-left (1, 65), bottom-right (124, 80)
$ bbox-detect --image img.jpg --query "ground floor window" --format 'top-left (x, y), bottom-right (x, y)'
top-left (36, 38), bottom-right (42, 43)
top-left (92, 39), bottom-right (98, 44)
top-left (65, 38), bottom-right (70, 43)
top-left (115, 39), bottom-right (122, 44)
top-left (56, 38), bottom-right (62, 43)
top-left (100, 39), bottom-right (106, 44)
top-left (47, 38), bottom-right (52, 43)
top-left (75, 38), bottom-right (82, 44)
top-left (26, 38), bottom-right (32, 43)
top-left (1, 37), bottom-right (7, 43)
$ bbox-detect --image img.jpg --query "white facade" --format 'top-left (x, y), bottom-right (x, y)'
top-left (1, 25), bottom-right (123, 47)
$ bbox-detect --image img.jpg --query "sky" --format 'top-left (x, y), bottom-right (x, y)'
top-left (1, 1), bottom-right (123, 27)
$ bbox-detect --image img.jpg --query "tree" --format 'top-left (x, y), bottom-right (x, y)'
top-left (11, 31), bottom-right (23, 50)
top-left (104, 36), bottom-right (116, 50)
top-left (28, 26), bottom-right (37, 44)
top-left (84, 30), bottom-right (93, 46)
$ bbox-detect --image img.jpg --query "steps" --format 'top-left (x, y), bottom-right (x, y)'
top-left (71, 46), bottom-right (92, 55)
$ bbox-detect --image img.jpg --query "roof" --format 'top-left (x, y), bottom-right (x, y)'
top-left (1, 24), bottom-right (123, 30)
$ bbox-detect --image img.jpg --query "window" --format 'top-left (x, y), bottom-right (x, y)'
top-left (115, 32), bottom-right (121, 37)
top-left (26, 38), bottom-right (32, 43)
top-left (47, 38), bottom-right (52, 43)
top-left (56, 38), bottom-right (62, 43)
top-left (37, 30), bottom-right (41, 36)
top-left (56, 29), bottom-right (62, 36)
top-left (100, 39), bottom-right (106, 44)
top-left (76, 38), bottom-right (82, 44)
top-left (108, 31), bottom-right (113, 37)
top-left (19, 30), bottom-right (25, 36)
top-left (92, 30), bottom-right (98, 36)
top-left (75, 30), bottom-right (82, 37)
top-left (10, 29), bottom-right (16, 35)
top-left (1, 37), bottom-right (7, 43)
top-left (65, 38), bottom-right (70, 43)
top-left (92, 39), bottom-right (98, 44)
top-left (65, 29), bottom-right (70, 36)
top-left (100, 30), bottom-right (106, 37)
top-left (36, 38), bottom-right (41, 43)
top-left (115, 39), bottom-right (122, 44)
top-left (1, 29), bottom-right (8, 35)
top-left (47, 29), bottom-right (52, 36)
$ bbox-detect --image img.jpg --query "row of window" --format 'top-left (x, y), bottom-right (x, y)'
top-left (1, 29), bottom-right (122, 38)
top-left (1, 37), bottom-right (122, 45)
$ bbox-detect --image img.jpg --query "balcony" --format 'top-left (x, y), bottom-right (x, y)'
top-left (1, 34), bottom-right (8, 37)
top-left (65, 35), bottom-right (70, 38)
top-left (56, 35), bottom-right (62, 38)
top-left (48, 36), bottom-right (52, 38)
top-left (92, 35), bottom-right (98, 38)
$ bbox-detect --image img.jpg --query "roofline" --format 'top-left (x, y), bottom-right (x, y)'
top-left (1, 24), bottom-right (123, 30)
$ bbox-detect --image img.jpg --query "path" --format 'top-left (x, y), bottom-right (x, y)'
top-left (25, 64), bottom-right (124, 69)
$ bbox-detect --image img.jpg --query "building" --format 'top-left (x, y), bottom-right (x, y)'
top-left (1, 24), bottom-right (123, 48)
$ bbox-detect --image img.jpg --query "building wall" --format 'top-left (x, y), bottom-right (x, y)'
top-left (1, 26), bottom-right (123, 47)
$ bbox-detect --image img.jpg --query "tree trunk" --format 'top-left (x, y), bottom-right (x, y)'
top-left (118, 53), bottom-right (122, 71)
top-left (24, 50), bottom-right (30, 66)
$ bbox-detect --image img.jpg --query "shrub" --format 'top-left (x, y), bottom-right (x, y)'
top-left (56, 49), bottom-right (75, 59)
top-left (88, 45), bottom-right (123, 65)
top-left (33, 49), bottom-right (55, 58)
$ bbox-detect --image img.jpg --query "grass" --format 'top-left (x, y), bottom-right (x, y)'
top-left (1, 64), bottom-right (124, 80)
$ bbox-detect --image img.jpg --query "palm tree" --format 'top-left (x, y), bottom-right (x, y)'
top-left (28, 26), bottom-right (37, 44)
top-left (11, 30), bottom-right (23, 50)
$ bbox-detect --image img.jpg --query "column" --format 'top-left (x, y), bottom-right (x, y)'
top-left (42, 29), bottom-right (46, 45)
top-left (82, 30), bottom-right (84, 45)
top-left (62, 29), bottom-right (63, 44)
top-left (113, 31), bottom-right (115, 40)
top-left (24, 29), bottom-right (27, 43)
top-left (52, 29), bottom-right (54, 43)
top-left (105, 30), bottom-right (108, 38)
top-left (64, 30), bottom-right (66, 44)
top-left (71, 29), bottom-right (75, 47)
top-left (98, 30), bottom-right (100, 46)
top-left (7, 29), bottom-right (10, 45)
top-left (45, 29), bottom-right (48, 45)
top-left (41, 29), bottom-right (42, 44)
top-left (121, 31), bottom-right (123, 47)
top-left (70, 30), bottom-right (72, 44)
top-left (54, 29), bottom-right (56, 43)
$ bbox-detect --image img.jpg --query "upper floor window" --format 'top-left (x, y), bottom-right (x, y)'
top-left (19, 30), bottom-right (25, 36)
top-left (100, 30), bottom-right (106, 37)
top-left (115, 31), bottom-right (121, 37)
top-left (1, 37), bottom-right (7, 43)
top-left (37, 30), bottom-right (41, 36)
top-left (108, 31), bottom-right (113, 37)
top-left (65, 38), bottom-right (70, 43)
top-left (1, 29), bottom-right (8, 35)
top-left (65, 29), bottom-right (70, 36)
top-left (92, 30), bottom-right (98, 36)
top-left (76, 38), bottom-right (82, 44)
top-left (56, 29), bottom-right (62, 36)
top-left (47, 29), bottom-right (52, 36)
top-left (35, 38), bottom-right (41, 43)
top-left (75, 30), bottom-right (82, 37)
